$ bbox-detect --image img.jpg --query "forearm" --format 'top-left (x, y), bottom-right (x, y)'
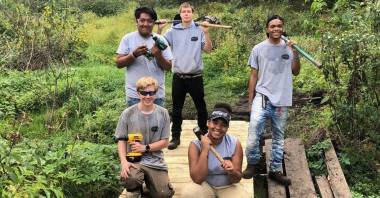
top-left (116, 54), bottom-right (135, 68)
top-left (155, 54), bottom-right (172, 71)
top-left (291, 58), bottom-right (301, 76)
top-left (203, 32), bottom-right (212, 53)
top-left (148, 139), bottom-right (169, 152)
top-left (228, 169), bottom-right (242, 183)
top-left (117, 141), bottom-right (128, 164)
top-left (190, 150), bottom-right (209, 184)
top-left (248, 71), bottom-right (258, 105)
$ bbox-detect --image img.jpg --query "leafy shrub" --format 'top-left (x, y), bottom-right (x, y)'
top-left (321, 1), bottom-right (379, 146)
top-left (0, 136), bottom-right (120, 197)
top-left (79, 0), bottom-right (126, 16)
top-left (0, 0), bottom-right (86, 70)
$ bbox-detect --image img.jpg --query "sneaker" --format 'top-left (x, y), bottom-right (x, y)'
top-left (242, 164), bottom-right (258, 179)
top-left (268, 171), bottom-right (291, 186)
top-left (168, 137), bottom-right (180, 150)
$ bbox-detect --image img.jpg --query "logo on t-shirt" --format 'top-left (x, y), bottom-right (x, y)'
top-left (281, 54), bottom-right (290, 60)
top-left (151, 126), bottom-right (158, 132)
top-left (281, 54), bottom-right (289, 60)
top-left (191, 36), bottom-right (198, 41)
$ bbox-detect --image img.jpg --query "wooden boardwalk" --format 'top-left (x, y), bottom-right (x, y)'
top-left (163, 120), bottom-right (253, 197)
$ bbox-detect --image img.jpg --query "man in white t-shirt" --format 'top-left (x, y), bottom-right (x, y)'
top-left (115, 7), bottom-right (173, 107)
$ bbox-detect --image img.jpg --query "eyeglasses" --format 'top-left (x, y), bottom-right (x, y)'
top-left (139, 90), bottom-right (157, 96)
top-left (137, 19), bottom-right (154, 25)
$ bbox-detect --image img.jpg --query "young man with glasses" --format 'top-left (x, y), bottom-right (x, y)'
top-left (116, 7), bottom-right (173, 107)
top-left (115, 76), bottom-right (174, 197)
top-left (158, 2), bottom-right (213, 150)
top-left (242, 15), bottom-right (301, 186)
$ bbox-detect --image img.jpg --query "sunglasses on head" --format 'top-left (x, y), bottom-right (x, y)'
top-left (139, 90), bottom-right (157, 96)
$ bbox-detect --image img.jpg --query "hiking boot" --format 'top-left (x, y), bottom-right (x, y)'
top-left (168, 137), bottom-right (180, 150)
top-left (268, 171), bottom-right (291, 186)
top-left (242, 164), bottom-right (258, 179)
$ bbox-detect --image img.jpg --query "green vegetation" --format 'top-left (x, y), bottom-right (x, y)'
top-left (0, 0), bottom-right (379, 197)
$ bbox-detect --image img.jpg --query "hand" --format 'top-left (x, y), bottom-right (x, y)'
top-left (287, 40), bottom-right (299, 57)
top-left (120, 161), bottom-right (137, 179)
top-left (133, 45), bottom-right (148, 57)
top-left (200, 21), bottom-right (210, 33)
top-left (157, 19), bottom-right (168, 31)
top-left (222, 160), bottom-right (234, 173)
top-left (200, 135), bottom-right (211, 151)
top-left (130, 141), bottom-right (146, 153)
top-left (151, 45), bottom-right (161, 57)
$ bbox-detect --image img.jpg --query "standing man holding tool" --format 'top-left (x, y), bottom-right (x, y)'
top-left (115, 76), bottom-right (174, 198)
top-left (116, 7), bottom-right (172, 107)
top-left (181, 103), bottom-right (249, 197)
top-left (242, 15), bottom-right (301, 186)
top-left (158, 2), bottom-right (213, 150)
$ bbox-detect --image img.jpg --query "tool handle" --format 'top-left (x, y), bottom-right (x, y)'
top-left (155, 20), bottom-right (232, 29)
top-left (209, 147), bottom-right (225, 163)
top-left (281, 35), bottom-right (322, 68)
top-left (196, 22), bottom-right (232, 29)
top-left (292, 44), bottom-right (322, 67)
top-left (193, 127), bottom-right (224, 163)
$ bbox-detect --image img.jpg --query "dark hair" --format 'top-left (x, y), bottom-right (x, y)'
top-left (213, 103), bottom-right (232, 114)
top-left (134, 7), bottom-right (157, 21)
top-left (266, 15), bottom-right (284, 28)
top-left (265, 15), bottom-right (284, 37)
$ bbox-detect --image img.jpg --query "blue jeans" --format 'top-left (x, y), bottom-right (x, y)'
top-left (246, 93), bottom-right (288, 172)
top-left (127, 98), bottom-right (165, 107)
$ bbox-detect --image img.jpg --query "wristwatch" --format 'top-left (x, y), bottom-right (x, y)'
top-left (145, 144), bottom-right (151, 152)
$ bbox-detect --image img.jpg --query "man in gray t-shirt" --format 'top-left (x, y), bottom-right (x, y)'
top-left (115, 76), bottom-right (173, 197)
top-left (115, 7), bottom-right (173, 107)
top-left (158, 2), bottom-right (213, 150)
top-left (242, 15), bottom-right (301, 186)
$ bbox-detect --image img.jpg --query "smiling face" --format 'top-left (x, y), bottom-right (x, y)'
top-left (266, 19), bottom-right (284, 39)
top-left (180, 7), bottom-right (193, 23)
top-left (207, 119), bottom-right (228, 142)
top-left (138, 85), bottom-right (156, 106)
top-left (136, 12), bottom-right (154, 37)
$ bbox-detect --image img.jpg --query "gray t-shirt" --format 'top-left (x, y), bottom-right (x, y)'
top-left (116, 32), bottom-right (173, 99)
top-left (192, 134), bottom-right (238, 187)
top-left (164, 21), bottom-right (205, 74)
top-left (114, 104), bottom-right (170, 170)
top-left (248, 39), bottom-right (294, 106)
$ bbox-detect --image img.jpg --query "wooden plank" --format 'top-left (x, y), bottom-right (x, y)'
top-left (265, 139), bottom-right (287, 198)
top-left (325, 139), bottom-right (352, 198)
top-left (316, 175), bottom-right (334, 198)
top-left (284, 138), bottom-right (317, 198)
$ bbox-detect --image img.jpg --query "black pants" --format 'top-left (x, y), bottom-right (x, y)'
top-left (171, 73), bottom-right (208, 138)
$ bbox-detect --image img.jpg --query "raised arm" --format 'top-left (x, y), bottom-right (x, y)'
top-left (188, 136), bottom-right (210, 184)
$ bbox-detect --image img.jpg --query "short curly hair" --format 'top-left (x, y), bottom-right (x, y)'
top-left (136, 76), bottom-right (158, 92)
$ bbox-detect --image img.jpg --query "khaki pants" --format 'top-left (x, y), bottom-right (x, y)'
top-left (119, 164), bottom-right (174, 198)
top-left (181, 181), bottom-right (250, 198)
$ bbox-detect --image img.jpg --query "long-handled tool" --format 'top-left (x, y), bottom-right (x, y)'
top-left (281, 35), bottom-right (322, 68)
top-left (155, 20), bottom-right (232, 29)
top-left (193, 127), bottom-right (224, 163)
top-left (155, 14), bottom-right (232, 29)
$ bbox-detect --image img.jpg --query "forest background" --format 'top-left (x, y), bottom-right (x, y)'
top-left (0, 0), bottom-right (379, 197)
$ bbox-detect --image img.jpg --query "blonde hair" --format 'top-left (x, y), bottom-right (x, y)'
top-left (136, 76), bottom-right (158, 91)
top-left (179, 2), bottom-right (194, 13)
